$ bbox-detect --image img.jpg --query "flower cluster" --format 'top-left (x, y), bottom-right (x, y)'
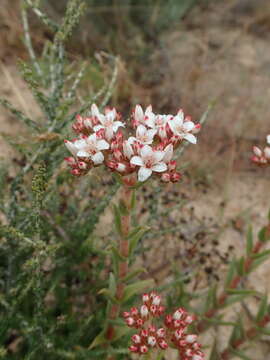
top-left (64, 104), bottom-right (200, 182)
top-left (252, 134), bottom-right (270, 166)
top-left (123, 292), bottom-right (204, 359)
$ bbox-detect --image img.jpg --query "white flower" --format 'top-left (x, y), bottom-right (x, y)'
top-left (93, 107), bottom-right (124, 140)
top-left (130, 145), bottom-right (167, 182)
top-left (168, 111), bottom-right (197, 144)
top-left (71, 134), bottom-right (109, 164)
top-left (264, 147), bottom-right (270, 159)
top-left (129, 125), bottom-right (156, 145)
top-left (163, 144), bottom-right (174, 163)
top-left (267, 134), bottom-right (270, 145)
top-left (145, 114), bottom-right (170, 139)
top-left (133, 104), bottom-right (154, 126)
top-left (64, 140), bottom-right (79, 157)
top-left (123, 139), bottom-right (134, 159)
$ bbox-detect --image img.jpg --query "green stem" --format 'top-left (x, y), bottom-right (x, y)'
top-left (106, 177), bottom-right (136, 347)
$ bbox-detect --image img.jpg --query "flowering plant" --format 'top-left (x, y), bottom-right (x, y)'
top-left (252, 134), bottom-right (270, 166)
top-left (64, 104), bottom-right (200, 182)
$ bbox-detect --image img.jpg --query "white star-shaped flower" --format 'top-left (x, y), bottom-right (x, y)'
top-left (130, 145), bottom-right (167, 182)
top-left (93, 107), bottom-right (124, 140)
top-left (66, 134), bottom-right (109, 164)
top-left (168, 111), bottom-right (197, 144)
top-left (129, 125), bottom-right (156, 145)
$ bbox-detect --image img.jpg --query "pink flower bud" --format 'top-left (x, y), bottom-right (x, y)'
top-left (165, 314), bottom-right (173, 327)
top-left (140, 345), bottom-right (148, 354)
top-left (150, 305), bottom-right (157, 315)
top-left (129, 345), bottom-right (138, 353)
top-left (185, 315), bottom-right (195, 324)
top-left (116, 163), bottom-right (126, 173)
top-left (130, 307), bottom-right (138, 316)
top-left (142, 293), bottom-right (150, 302)
top-left (64, 157), bottom-right (76, 165)
top-left (147, 336), bottom-right (156, 347)
top-left (148, 325), bottom-right (157, 333)
top-left (157, 328), bottom-right (165, 338)
top-left (171, 172), bottom-right (181, 182)
top-left (126, 317), bottom-right (135, 326)
top-left (113, 149), bottom-right (123, 161)
top-left (168, 160), bottom-right (177, 171)
top-left (264, 147), bottom-right (270, 159)
top-left (136, 318), bottom-right (144, 327)
top-left (140, 329), bottom-right (148, 338)
top-left (122, 311), bottom-right (130, 318)
top-left (186, 334), bottom-right (197, 343)
top-left (152, 295), bottom-right (161, 306)
top-left (140, 305), bottom-right (149, 317)
top-left (192, 355), bottom-right (204, 360)
top-left (253, 146), bottom-right (262, 157)
top-left (78, 161), bottom-right (87, 170)
top-left (158, 339), bottom-right (168, 350)
top-left (173, 308), bottom-right (185, 320)
top-left (131, 334), bottom-right (141, 344)
top-left (174, 329), bottom-right (184, 340)
top-left (71, 169), bottom-right (81, 176)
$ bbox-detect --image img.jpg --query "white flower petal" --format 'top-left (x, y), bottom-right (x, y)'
top-left (184, 133), bottom-right (197, 144)
top-left (153, 150), bottom-right (165, 163)
top-left (137, 124), bottom-right (146, 137)
top-left (138, 167), bottom-right (152, 182)
top-left (97, 139), bottom-right (110, 150)
top-left (77, 150), bottom-right (90, 157)
top-left (148, 129), bottom-right (157, 138)
top-left (65, 141), bottom-right (78, 156)
top-left (91, 152), bottom-right (104, 164)
top-left (135, 105), bottom-right (144, 123)
top-left (130, 156), bottom-right (144, 166)
top-left (105, 127), bottom-right (114, 140)
top-left (163, 144), bottom-right (173, 162)
top-left (123, 141), bottom-right (134, 158)
top-left (93, 124), bottom-right (104, 132)
top-left (168, 119), bottom-right (177, 134)
top-left (253, 146), bottom-right (262, 157)
top-left (145, 115), bottom-right (155, 128)
top-left (106, 110), bottom-right (116, 122)
top-left (73, 139), bottom-right (87, 149)
top-left (264, 147), bottom-right (270, 159)
top-left (97, 114), bottom-right (106, 126)
top-left (183, 121), bottom-right (195, 132)
top-left (112, 121), bottom-right (125, 132)
top-left (145, 105), bottom-right (152, 114)
top-left (267, 135), bottom-right (270, 145)
top-left (91, 103), bottom-right (100, 117)
top-left (174, 114), bottom-right (184, 127)
top-left (152, 162), bottom-right (167, 172)
top-left (140, 145), bottom-right (153, 159)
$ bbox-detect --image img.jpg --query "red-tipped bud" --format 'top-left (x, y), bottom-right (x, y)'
top-left (152, 295), bottom-right (161, 306)
top-left (131, 334), bottom-right (141, 344)
top-left (147, 336), bottom-right (156, 347)
top-left (161, 173), bottom-right (171, 183)
top-left (171, 172), bottom-right (181, 182)
top-left (158, 339), bottom-right (168, 350)
top-left (157, 328), bottom-right (165, 338)
top-left (136, 318), bottom-right (144, 328)
top-left (71, 169), bottom-right (81, 176)
top-left (125, 317), bottom-right (135, 327)
top-left (140, 345), bottom-right (148, 354)
top-left (142, 293), bottom-right (150, 302)
top-left (78, 161), bottom-right (87, 170)
top-left (122, 311), bottom-right (130, 318)
top-left (129, 345), bottom-right (138, 353)
top-left (168, 160), bottom-right (177, 171)
top-left (186, 334), bottom-right (197, 343)
top-left (130, 307), bottom-right (138, 316)
top-left (140, 305), bottom-right (149, 317)
top-left (96, 128), bottom-right (105, 139)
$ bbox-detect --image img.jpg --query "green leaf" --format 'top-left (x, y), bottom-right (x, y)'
top-left (113, 204), bottom-right (122, 235)
top-left (236, 256), bottom-right (245, 276)
top-left (108, 273), bottom-right (117, 297)
top-left (89, 330), bottom-right (106, 349)
top-left (225, 259), bottom-right (236, 287)
top-left (98, 288), bottom-right (118, 303)
top-left (111, 325), bottom-right (132, 343)
top-left (209, 340), bottom-right (219, 360)
top-left (249, 250), bottom-right (270, 272)
top-left (118, 199), bottom-right (129, 216)
top-left (229, 348), bottom-right (253, 360)
top-left (229, 318), bottom-right (244, 344)
top-left (223, 294), bottom-right (253, 307)
top-left (122, 267), bottom-right (147, 282)
top-left (256, 294), bottom-right (268, 322)
top-left (203, 284), bottom-right (217, 312)
top-left (123, 279), bottom-right (154, 303)
top-left (110, 244), bottom-right (126, 262)
top-left (246, 225), bottom-right (253, 255)
top-left (226, 289), bottom-right (258, 296)
top-left (258, 226), bottom-right (270, 243)
top-left (129, 227), bottom-right (150, 256)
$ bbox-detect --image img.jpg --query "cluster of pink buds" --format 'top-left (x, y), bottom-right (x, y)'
top-left (64, 104), bottom-right (201, 182)
top-left (252, 134), bottom-right (270, 166)
top-left (123, 292), bottom-right (204, 359)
